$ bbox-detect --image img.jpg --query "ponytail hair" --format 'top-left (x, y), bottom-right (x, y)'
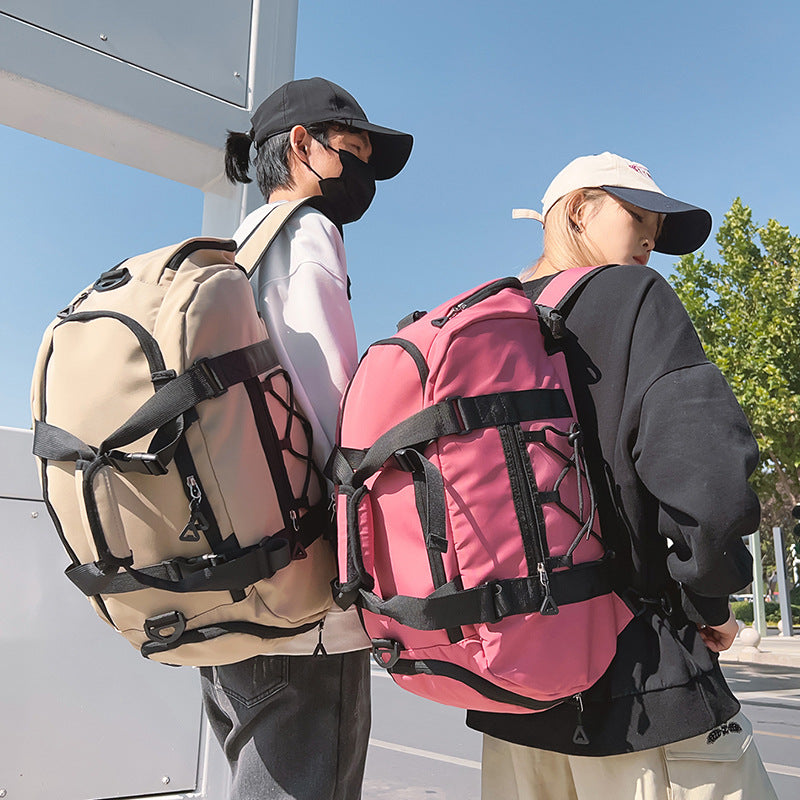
top-left (224, 130), bottom-right (254, 184)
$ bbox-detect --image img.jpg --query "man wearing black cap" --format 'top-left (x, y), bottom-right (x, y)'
top-left (201, 77), bottom-right (413, 800)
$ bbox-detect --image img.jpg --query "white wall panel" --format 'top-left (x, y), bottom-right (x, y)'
top-left (0, 428), bottom-right (229, 799)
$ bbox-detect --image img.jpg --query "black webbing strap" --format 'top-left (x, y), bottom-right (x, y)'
top-left (348, 388), bottom-right (572, 489)
top-left (357, 559), bottom-right (613, 631)
top-left (140, 619), bottom-right (322, 658)
top-left (456, 390), bottom-right (571, 432)
top-left (386, 658), bottom-right (563, 712)
top-left (348, 402), bottom-right (460, 488)
top-left (394, 448), bottom-right (448, 558)
top-left (65, 499), bottom-right (330, 596)
top-left (243, 376), bottom-right (296, 534)
top-left (337, 484), bottom-right (373, 598)
top-left (56, 310), bottom-right (167, 374)
top-left (324, 446), bottom-right (366, 484)
top-left (393, 446), bottom-right (463, 640)
top-left (294, 500), bottom-right (335, 550)
top-left (33, 421), bottom-right (96, 462)
top-left (99, 339), bottom-right (280, 455)
top-left (65, 535), bottom-right (293, 596)
top-left (33, 340), bottom-right (280, 473)
top-left (34, 416), bottom-right (184, 477)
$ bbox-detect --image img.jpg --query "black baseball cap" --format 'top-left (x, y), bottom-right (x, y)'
top-left (250, 77), bottom-right (413, 180)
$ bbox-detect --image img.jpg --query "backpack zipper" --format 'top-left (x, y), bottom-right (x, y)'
top-left (430, 277), bottom-right (521, 327)
top-left (501, 424), bottom-right (558, 615)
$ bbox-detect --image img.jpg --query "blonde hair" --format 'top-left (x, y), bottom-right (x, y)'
top-left (519, 188), bottom-right (608, 281)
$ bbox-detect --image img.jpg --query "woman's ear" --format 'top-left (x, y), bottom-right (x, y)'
top-left (567, 191), bottom-right (586, 233)
top-left (570, 189), bottom-right (604, 232)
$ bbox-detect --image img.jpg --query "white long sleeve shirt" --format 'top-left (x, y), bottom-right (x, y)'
top-left (233, 201), bottom-right (369, 655)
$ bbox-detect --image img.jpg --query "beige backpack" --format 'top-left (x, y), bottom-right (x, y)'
top-left (31, 199), bottom-right (338, 666)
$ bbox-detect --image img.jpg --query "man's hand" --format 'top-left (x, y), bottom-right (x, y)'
top-left (697, 606), bottom-right (739, 652)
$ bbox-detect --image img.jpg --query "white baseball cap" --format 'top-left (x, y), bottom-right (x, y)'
top-left (513, 152), bottom-right (712, 255)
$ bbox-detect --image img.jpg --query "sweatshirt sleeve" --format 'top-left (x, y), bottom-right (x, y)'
top-left (253, 208), bottom-right (358, 471)
top-left (626, 275), bottom-right (759, 625)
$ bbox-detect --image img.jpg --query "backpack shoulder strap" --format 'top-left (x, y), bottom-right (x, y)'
top-left (526, 265), bottom-right (609, 312)
top-left (235, 198), bottom-right (313, 278)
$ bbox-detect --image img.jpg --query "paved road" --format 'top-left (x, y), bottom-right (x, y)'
top-left (724, 662), bottom-right (800, 800)
top-left (362, 662), bottom-right (800, 800)
top-left (363, 666), bottom-right (481, 800)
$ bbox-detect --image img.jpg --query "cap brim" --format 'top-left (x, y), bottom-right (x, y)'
top-left (349, 121), bottom-right (413, 180)
top-left (602, 186), bottom-right (712, 255)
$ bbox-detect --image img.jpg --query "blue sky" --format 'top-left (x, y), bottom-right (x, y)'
top-left (2, 1), bottom-right (799, 428)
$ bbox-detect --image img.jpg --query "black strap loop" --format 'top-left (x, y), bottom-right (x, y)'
top-left (34, 342), bottom-right (279, 474)
top-left (65, 535), bottom-right (293, 596)
top-left (393, 448), bottom-right (448, 555)
top-left (64, 497), bottom-right (330, 597)
top-left (33, 420), bottom-right (97, 462)
top-left (140, 619), bottom-right (323, 658)
top-left (355, 559), bottom-right (613, 631)
top-left (99, 340), bottom-right (279, 455)
top-left (346, 389), bottom-right (572, 489)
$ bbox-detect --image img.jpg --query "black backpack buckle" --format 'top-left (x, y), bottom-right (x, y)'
top-left (144, 610), bottom-right (187, 644)
top-left (371, 639), bottom-right (401, 670)
top-left (94, 267), bottom-right (132, 292)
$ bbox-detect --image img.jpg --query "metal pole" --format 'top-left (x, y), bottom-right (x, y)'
top-left (749, 531), bottom-right (767, 637)
top-left (772, 527), bottom-right (794, 636)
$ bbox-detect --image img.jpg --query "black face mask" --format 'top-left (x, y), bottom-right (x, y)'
top-left (305, 147), bottom-right (376, 227)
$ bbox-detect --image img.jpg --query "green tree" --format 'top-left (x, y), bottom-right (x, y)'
top-left (670, 199), bottom-right (800, 548)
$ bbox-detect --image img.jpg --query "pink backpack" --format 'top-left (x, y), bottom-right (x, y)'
top-left (330, 268), bottom-right (633, 715)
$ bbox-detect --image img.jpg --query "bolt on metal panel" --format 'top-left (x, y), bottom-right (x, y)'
top-left (1, 0), bottom-right (252, 106)
top-left (0, 431), bottom-right (216, 800)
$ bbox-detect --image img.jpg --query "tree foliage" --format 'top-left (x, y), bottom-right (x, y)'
top-left (670, 198), bottom-right (800, 536)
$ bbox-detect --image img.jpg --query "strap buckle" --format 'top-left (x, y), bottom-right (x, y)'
top-left (105, 450), bottom-right (169, 476)
top-left (371, 639), bottom-right (402, 670)
top-left (178, 551), bottom-right (226, 572)
top-left (393, 447), bottom-right (417, 472)
top-left (490, 581), bottom-right (511, 623)
top-left (194, 357), bottom-right (227, 397)
top-left (144, 610), bottom-right (187, 644)
top-left (331, 578), bottom-right (360, 610)
top-left (449, 397), bottom-right (475, 435)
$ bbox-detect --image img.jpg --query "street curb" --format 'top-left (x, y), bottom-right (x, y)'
top-left (719, 632), bottom-right (800, 668)
top-left (719, 649), bottom-right (800, 668)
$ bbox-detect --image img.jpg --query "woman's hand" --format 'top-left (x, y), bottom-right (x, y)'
top-left (697, 606), bottom-right (739, 652)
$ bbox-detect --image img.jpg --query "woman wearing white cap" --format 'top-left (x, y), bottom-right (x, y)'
top-left (467, 153), bottom-right (777, 799)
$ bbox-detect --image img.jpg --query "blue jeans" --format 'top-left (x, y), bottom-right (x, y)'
top-left (200, 650), bottom-right (371, 800)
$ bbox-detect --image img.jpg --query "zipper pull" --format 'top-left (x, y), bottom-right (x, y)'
top-left (57, 290), bottom-right (91, 318)
top-left (329, 491), bottom-right (337, 522)
top-left (313, 620), bottom-right (328, 657)
top-left (186, 475), bottom-right (202, 507)
top-left (572, 693), bottom-right (590, 745)
top-left (179, 476), bottom-right (206, 542)
top-left (538, 563), bottom-right (559, 615)
top-left (431, 302), bottom-right (467, 328)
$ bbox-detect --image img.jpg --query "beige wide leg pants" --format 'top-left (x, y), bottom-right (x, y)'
top-left (481, 712), bottom-right (777, 800)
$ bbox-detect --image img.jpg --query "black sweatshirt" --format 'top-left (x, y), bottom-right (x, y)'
top-left (466, 264), bottom-right (759, 755)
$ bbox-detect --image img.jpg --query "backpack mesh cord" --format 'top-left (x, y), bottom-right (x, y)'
top-left (521, 423), bottom-right (603, 564)
top-left (262, 369), bottom-right (328, 529)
